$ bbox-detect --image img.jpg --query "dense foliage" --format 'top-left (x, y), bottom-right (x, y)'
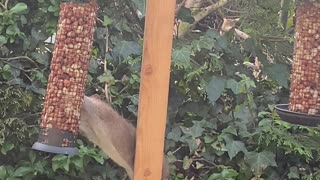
top-left (1, 0), bottom-right (320, 179)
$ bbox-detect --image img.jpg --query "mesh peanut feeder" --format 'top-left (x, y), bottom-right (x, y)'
top-left (32, 1), bottom-right (97, 155)
top-left (275, 0), bottom-right (320, 126)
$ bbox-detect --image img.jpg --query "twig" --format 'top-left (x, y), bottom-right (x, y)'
top-left (223, 7), bottom-right (247, 14)
top-left (193, 0), bottom-right (231, 23)
top-left (172, 146), bottom-right (182, 154)
top-left (0, 0), bottom-right (9, 10)
top-left (0, 56), bottom-right (41, 69)
top-left (4, 0), bottom-right (8, 10)
top-left (0, 2), bottom-right (5, 9)
top-left (103, 28), bottom-right (112, 103)
top-left (193, 158), bottom-right (218, 166)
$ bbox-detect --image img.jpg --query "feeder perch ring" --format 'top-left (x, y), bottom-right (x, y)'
top-left (275, 104), bottom-right (320, 127)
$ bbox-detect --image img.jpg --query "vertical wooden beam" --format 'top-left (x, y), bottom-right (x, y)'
top-left (133, 0), bottom-right (176, 179)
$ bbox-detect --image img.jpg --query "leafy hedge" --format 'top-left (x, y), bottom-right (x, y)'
top-left (1, 0), bottom-right (320, 179)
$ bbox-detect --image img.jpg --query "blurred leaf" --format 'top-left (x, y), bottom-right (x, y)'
top-left (225, 140), bottom-right (248, 159)
top-left (31, 27), bottom-right (47, 41)
top-left (97, 70), bottom-right (115, 85)
top-left (245, 151), bottom-right (277, 176)
top-left (172, 47), bottom-right (192, 69)
top-left (0, 166), bottom-right (7, 179)
top-left (0, 36), bottom-right (7, 45)
top-left (208, 168), bottom-right (238, 180)
top-left (132, 0), bottom-right (146, 16)
top-left (192, 35), bottom-right (215, 51)
top-left (288, 166), bottom-right (299, 179)
top-left (70, 156), bottom-right (84, 171)
top-left (30, 52), bottom-right (49, 67)
top-left (181, 122), bottom-right (204, 138)
top-left (1, 142), bottom-right (14, 155)
top-left (167, 126), bottom-right (182, 142)
top-left (206, 76), bottom-right (226, 104)
top-left (103, 15), bottom-right (113, 26)
top-left (182, 156), bottom-right (193, 170)
top-left (52, 154), bottom-right (67, 161)
top-left (113, 41), bottom-right (142, 60)
top-left (226, 79), bottom-right (241, 94)
top-left (264, 64), bottom-right (289, 88)
top-left (13, 167), bottom-right (33, 177)
top-left (9, 3), bottom-right (28, 15)
top-left (177, 8), bottom-right (195, 23)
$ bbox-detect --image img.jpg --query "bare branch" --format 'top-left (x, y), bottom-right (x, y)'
top-left (178, 0), bottom-right (232, 37)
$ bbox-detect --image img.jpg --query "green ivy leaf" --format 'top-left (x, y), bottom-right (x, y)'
top-left (91, 154), bottom-right (104, 165)
top-left (167, 126), bottom-right (182, 142)
top-left (226, 79), bottom-right (241, 94)
top-left (225, 140), bottom-right (248, 159)
top-left (234, 106), bottom-right (251, 122)
top-left (30, 52), bottom-right (49, 67)
top-left (0, 166), bottom-right (7, 179)
top-left (97, 70), bottom-right (115, 85)
top-left (181, 122), bottom-right (204, 138)
top-left (245, 151), bottom-right (277, 176)
top-left (13, 167), bottom-right (33, 177)
top-left (1, 142), bottom-right (14, 155)
top-left (264, 64), bottom-right (289, 88)
top-left (192, 35), bottom-right (216, 51)
top-left (29, 151), bottom-right (36, 164)
top-left (70, 156), bottom-right (84, 171)
top-left (52, 154), bottom-right (67, 161)
top-left (9, 3), bottom-right (28, 15)
top-left (176, 8), bottom-right (195, 23)
top-left (48, 5), bottom-right (59, 13)
top-left (103, 15), bottom-right (113, 26)
top-left (172, 47), bottom-right (192, 69)
top-left (0, 35), bottom-right (7, 45)
top-left (6, 25), bottom-right (19, 35)
top-left (182, 156), bottom-right (193, 170)
top-left (113, 41), bottom-right (142, 60)
top-left (31, 27), bottom-right (47, 41)
top-left (206, 76), bottom-right (226, 104)
top-left (52, 155), bottom-right (69, 171)
top-left (208, 168), bottom-right (238, 180)
top-left (288, 166), bottom-right (299, 179)
top-left (34, 161), bottom-right (45, 174)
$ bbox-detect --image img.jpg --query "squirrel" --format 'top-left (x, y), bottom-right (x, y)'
top-left (79, 94), bottom-right (169, 179)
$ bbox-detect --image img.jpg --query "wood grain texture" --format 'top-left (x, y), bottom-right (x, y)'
top-left (133, 0), bottom-right (176, 179)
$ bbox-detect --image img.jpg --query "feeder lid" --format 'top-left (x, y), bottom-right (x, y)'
top-left (274, 104), bottom-right (320, 127)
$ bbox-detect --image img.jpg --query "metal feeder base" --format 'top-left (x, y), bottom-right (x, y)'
top-left (274, 104), bottom-right (320, 127)
top-left (32, 128), bottom-right (79, 156)
top-left (32, 142), bottom-right (79, 155)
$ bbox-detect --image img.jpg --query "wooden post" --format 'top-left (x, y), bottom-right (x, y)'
top-left (133, 0), bottom-right (176, 179)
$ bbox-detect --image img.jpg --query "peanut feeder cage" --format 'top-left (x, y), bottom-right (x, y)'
top-left (32, 1), bottom-right (97, 155)
top-left (275, 0), bottom-right (320, 126)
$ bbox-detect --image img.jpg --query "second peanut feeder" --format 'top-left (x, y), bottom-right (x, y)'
top-left (289, 1), bottom-right (320, 115)
top-left (275, 0), bottom-right (320, 126)
top-left (32, 1), bottom-right (97, 155)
